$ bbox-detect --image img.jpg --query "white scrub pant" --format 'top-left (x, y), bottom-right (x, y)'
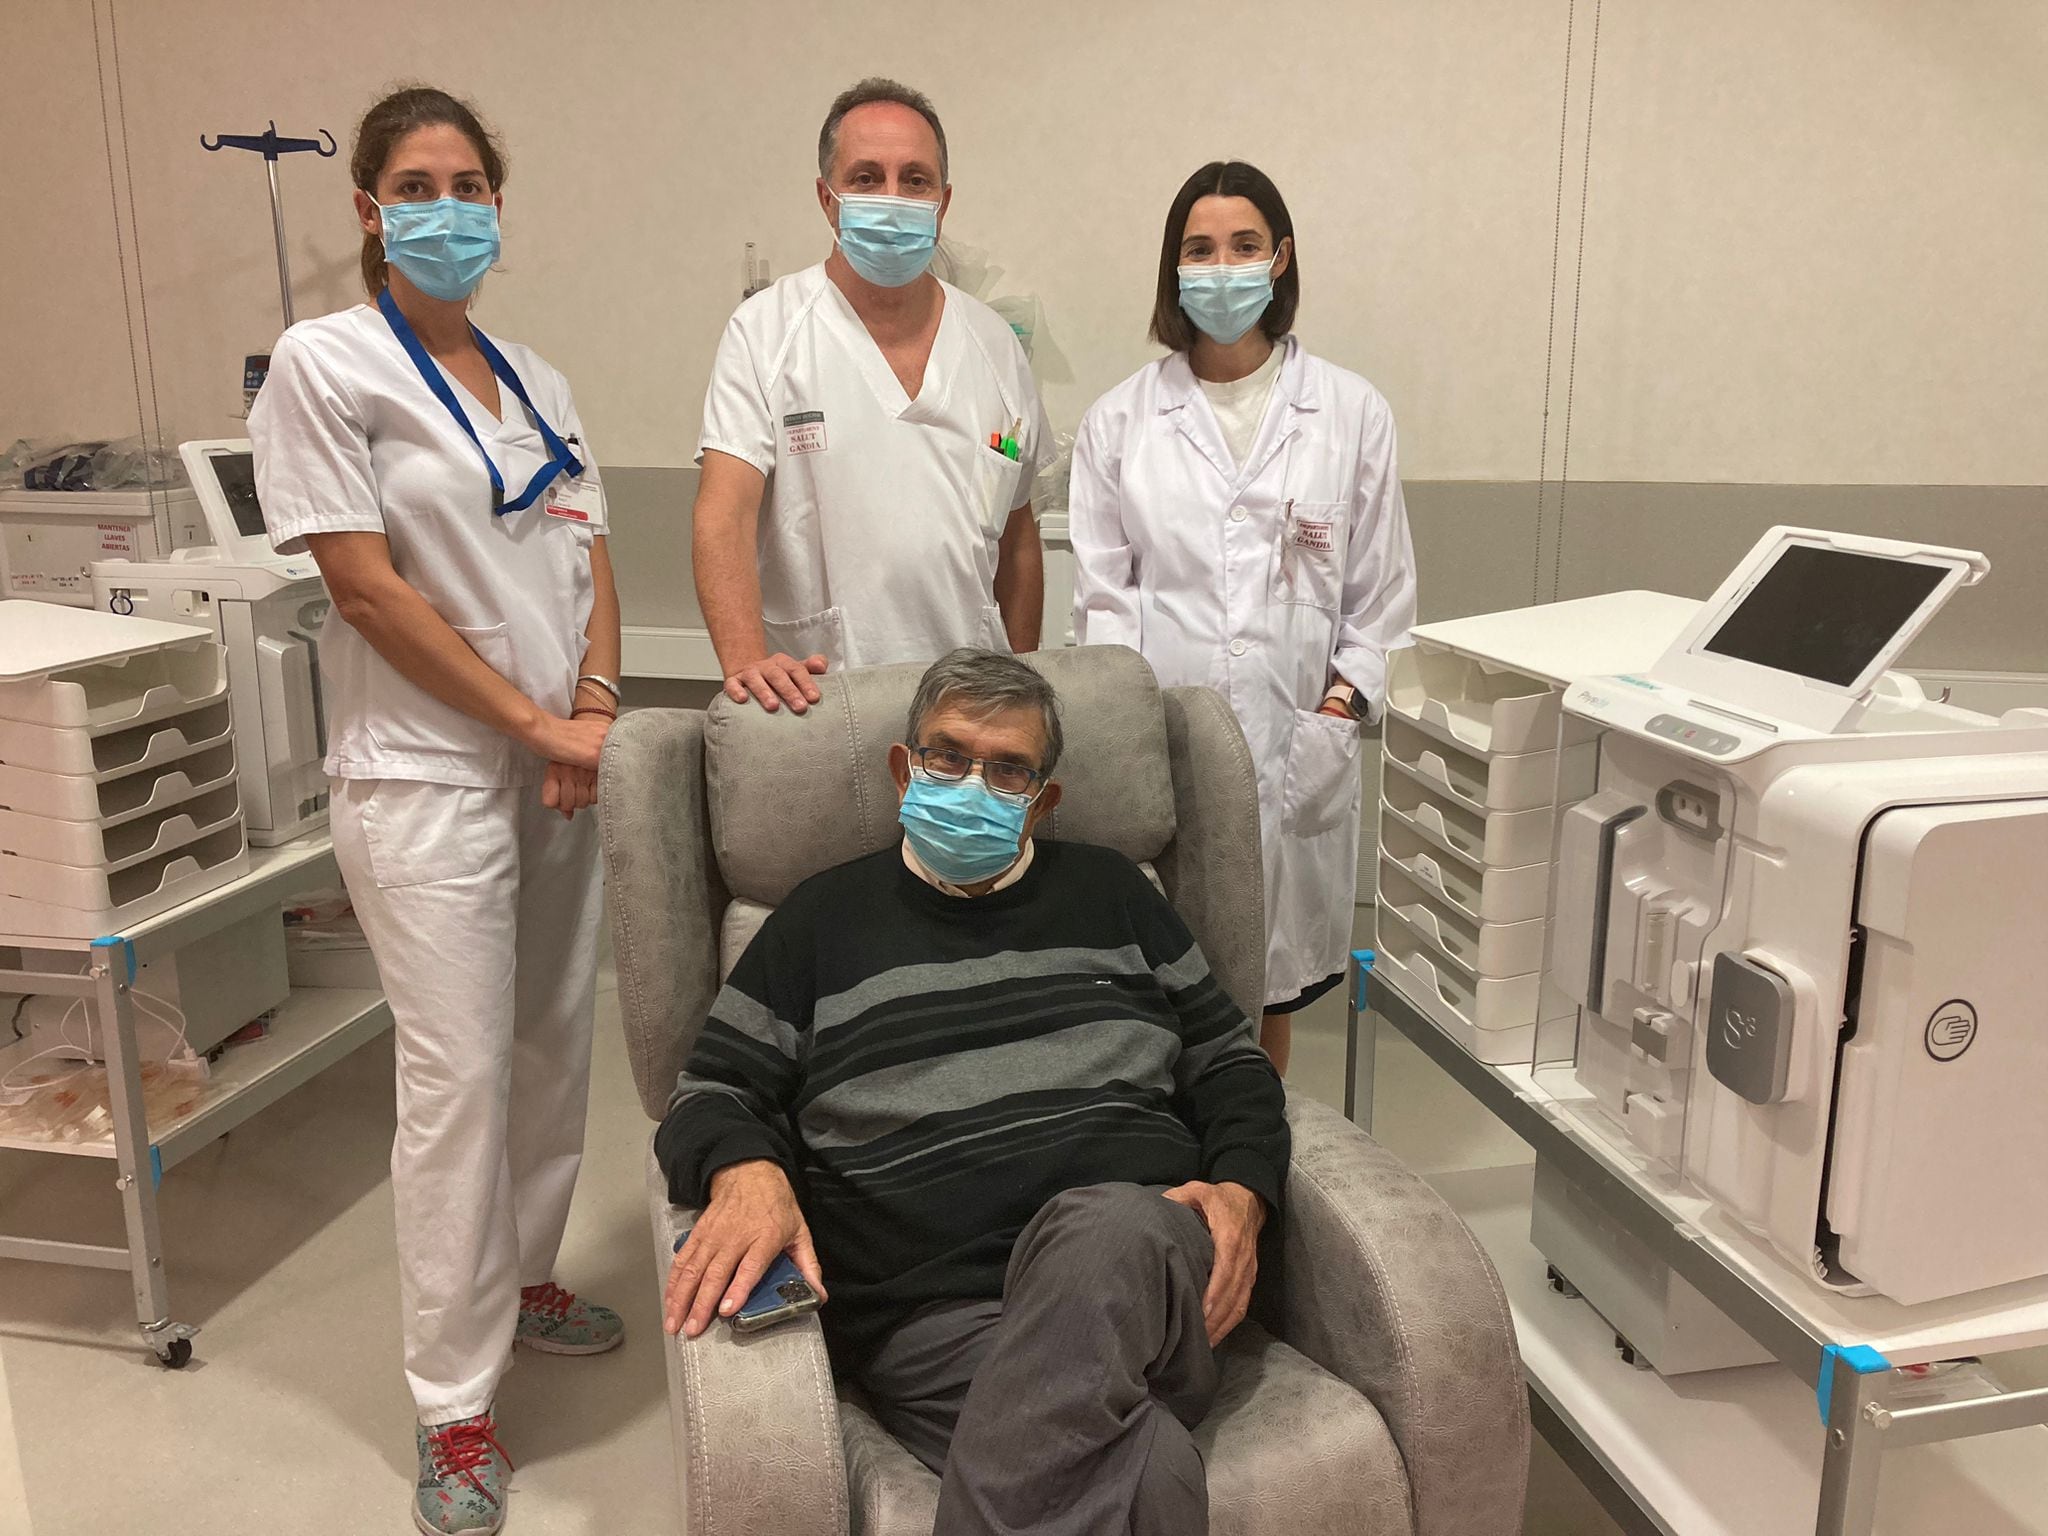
top-left (329, 777), bottom-right (603, 1425)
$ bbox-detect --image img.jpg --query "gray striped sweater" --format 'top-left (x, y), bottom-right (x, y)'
top-left (656, 840), bottom-right (1289, 1360)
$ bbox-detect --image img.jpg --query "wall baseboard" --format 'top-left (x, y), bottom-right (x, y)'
top-left (622, 624), bottom-right (722, 681)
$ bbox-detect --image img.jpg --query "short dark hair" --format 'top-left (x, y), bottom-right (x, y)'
top-left (818, 77), bottom-right (948, 186)
top-left (1148, 161), bottom-right (1299, 351)
top-left (905, 650), bottom-right (1064, 774)
top-left (350, 86), bottom-right (507, 299)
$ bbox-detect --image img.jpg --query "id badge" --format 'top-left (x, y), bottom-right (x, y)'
top-left (545, 473), bottom-right (603, 525)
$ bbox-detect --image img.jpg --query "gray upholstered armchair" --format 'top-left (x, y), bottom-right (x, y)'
top-left (598, 645), bottom-right (1527, 1536)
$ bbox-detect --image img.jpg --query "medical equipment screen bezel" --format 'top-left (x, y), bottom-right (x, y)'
top-left (179, 439), bottom-right (275, 563)
top-left (1646, 526), bottom-right (1984, 734)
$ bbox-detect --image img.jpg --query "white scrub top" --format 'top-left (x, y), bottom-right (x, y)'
top-left (251, 303), bottom-right (606, 789)
top-left (1069, 337), bottom-right (1416, 1004)
top-left (698, 263), bottom-right (1053, 669)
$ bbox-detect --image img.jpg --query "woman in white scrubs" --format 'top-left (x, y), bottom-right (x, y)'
top-left (1070, 161), bottom-right (1416, 1076)
top-left (249, 88), bottom-right (620, 1536)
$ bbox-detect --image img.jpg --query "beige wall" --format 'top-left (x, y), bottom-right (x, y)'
top-left (7, 0), bottom-right (2046, 490)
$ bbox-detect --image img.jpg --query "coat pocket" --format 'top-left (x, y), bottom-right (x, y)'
top-left (1274, 499), bottom-right (1345, 610)
top-left (1281, 707), bottom-right (1363, 836)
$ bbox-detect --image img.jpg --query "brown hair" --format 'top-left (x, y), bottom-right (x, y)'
top-left (350, 86), bottom-right (507, 298)
top-left (1148, 161), bottom-right (1300, 352)
top-left (818, 77), bottom-right (948, 185)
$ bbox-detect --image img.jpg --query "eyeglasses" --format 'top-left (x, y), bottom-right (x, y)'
top-left (908, 744), bottom-right (1046, 800)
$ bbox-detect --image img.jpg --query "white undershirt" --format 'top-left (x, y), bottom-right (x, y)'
top-left (1197, 341), bottom-right (1287, 468)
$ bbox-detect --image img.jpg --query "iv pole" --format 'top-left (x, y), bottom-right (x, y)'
top-left (199, 122), bottom-right (337, 330)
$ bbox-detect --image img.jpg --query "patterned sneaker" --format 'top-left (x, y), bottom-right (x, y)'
top-left (412, 1413), bottom-right (513, 1535)
top-left (516, 1281), bottom-right (625, 1356)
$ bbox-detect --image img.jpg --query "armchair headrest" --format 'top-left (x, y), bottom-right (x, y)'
top-left (705, 646), bottom-right (1179, 906)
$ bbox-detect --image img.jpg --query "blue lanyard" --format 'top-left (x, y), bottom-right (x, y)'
top-left (377, 286), bottom-right (583, 515)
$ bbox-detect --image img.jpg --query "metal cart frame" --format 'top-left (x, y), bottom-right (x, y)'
top-left (0, 836), bottom-right (389, 1367)
top-left (1346, 950), bottom-right (2048, 1536)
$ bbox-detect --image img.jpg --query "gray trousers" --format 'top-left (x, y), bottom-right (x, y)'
top-left (854, 1183), bottom-right (1220, 1536)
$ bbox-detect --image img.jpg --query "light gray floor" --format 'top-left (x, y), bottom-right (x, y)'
top-left (0, 923), bottom-right (1618, 1535)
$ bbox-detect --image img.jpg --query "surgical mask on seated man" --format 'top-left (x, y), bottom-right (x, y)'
top-left (898, 769), bottom-right (1032, 886)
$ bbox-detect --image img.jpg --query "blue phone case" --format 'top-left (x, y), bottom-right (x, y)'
top-left (673, 1232), bottom-right (822, 1332)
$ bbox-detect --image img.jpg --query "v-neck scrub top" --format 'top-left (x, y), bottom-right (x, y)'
top-left (698, 263), bottom-right (1053, 670)
top-left (251, 303), bottom-right (607, 789)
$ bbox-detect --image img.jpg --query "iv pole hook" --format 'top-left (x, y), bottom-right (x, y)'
top-left (198, 122), bottom-right (337, 329)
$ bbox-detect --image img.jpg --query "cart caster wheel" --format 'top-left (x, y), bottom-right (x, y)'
top-left (1546, 1265), bottom-right (1581, 1299)
top-left (155, 1338), bottom-right (193, 1370)
top-left (1614, 1334), bottom-right (1649, 1371)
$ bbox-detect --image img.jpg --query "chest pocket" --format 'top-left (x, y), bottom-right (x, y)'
top-left (1274, 499), bottom-right (1346, 610)
top-left (972, 442), bottom-right (1022, 539)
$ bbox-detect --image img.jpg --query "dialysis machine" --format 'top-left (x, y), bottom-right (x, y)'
top-left (90, 441), bottom-right (328, 845)
top-left (1546, 527), bottom-right (2048, 1309)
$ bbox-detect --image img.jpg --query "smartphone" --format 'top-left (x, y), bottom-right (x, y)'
top-left (673, 1233), bottom-right (823, 1334)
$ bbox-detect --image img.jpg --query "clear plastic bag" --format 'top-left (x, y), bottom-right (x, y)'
top-left (0, 1054), bottom-right (211, 1143)
top-left (2, 433), bottom-right (180, 491)
top-left (1034, 430), bottom-right (1076, 514)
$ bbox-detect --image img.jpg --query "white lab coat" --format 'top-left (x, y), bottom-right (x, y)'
top-left (699, 264), bottom-right (1053, 668)
top-left (1070, 338), bottom-right (1416, 1006)
top-left (251, 304), bottom-right (606, 1421)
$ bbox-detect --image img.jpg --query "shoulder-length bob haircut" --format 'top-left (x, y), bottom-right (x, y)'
top-left (1149, 161), bottom-right (1299, 352)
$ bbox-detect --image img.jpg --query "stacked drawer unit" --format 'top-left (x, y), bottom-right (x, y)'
top-left (0, 603), bottom-right (250, 939)
top-left (1373, 645), bottom-right (1588, 1063)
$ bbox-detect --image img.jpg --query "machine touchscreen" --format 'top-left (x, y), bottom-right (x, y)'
top-left (207, 451), bottom-right (266, 539)
top-left (1699, 543), bottom-right (1945, 687)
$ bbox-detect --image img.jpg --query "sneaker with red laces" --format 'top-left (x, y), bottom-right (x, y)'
top-left (413, 1412), bottom-right (512, 1535)
top-left (516, 1281), bottom-right (624, 1355)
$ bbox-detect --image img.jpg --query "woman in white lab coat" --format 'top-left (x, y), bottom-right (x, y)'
top-left (1070, 161), bottom-right (1416, 1075)
top-left (248, 88), bottom-right (620, 1536)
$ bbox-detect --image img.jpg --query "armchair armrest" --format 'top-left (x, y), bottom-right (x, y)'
top-left (1275, 1096), bottom-right (1528, 1536)
top-left (645, 1141), bottom-right (849, 1536)
top-left (601, 709), bottom-right (729, 1120)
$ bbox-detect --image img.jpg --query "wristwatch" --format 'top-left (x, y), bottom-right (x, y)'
top-left (1323, 681), bottom-right (1365, 721)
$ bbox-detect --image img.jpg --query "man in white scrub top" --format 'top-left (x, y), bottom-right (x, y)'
top-left (693, 77), bottom-right (1053, 713)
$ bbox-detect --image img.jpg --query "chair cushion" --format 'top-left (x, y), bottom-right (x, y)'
top-left (838, 1390), bottom-right (941, 1536)
top-left (719, 898), bottom-right (773, 982)
top-left (1198, 1323), bottom-right (1415, 1536)
top-left (835, 1322), bottom-right (1411, 1536)
top-left (705, 646), bottom-right (1177, 907)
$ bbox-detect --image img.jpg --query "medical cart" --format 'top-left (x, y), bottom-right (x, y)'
top-left (1345, 578), bottom-right (2048, 1535)
top-left (0, 834), bottom-right (389, 1368)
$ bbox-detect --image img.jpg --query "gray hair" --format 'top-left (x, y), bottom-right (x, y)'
top-left (905, 650), bottom-right (1064, 774)
top-left (818, 77), bottom-right (949, 186)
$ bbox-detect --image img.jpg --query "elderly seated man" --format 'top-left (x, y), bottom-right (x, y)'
top-left (658, 647), bottom-right (1288, 1536)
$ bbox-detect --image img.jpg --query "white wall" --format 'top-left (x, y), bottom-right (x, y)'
top-left (6, 0), bottom-right (2047, 486)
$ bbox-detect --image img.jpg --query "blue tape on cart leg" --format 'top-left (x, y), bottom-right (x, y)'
top-left (1817, 1342), bottom-right (1891, 1422)
top-left (90, 935), bottom-right (137, 984)
top-left (149, 1145), bottom-right (163, 1190)
top-left (1350, 948), bottom-right (1376, 1013)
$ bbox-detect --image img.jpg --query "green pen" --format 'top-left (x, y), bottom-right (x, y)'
top-left (1001, 417), bottom-right (1022, 461)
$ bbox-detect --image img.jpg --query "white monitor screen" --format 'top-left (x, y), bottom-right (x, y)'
top-left (206, 451), bottom-right (268, 540)
top-left (1700, 544), bottom-right (1946, 687)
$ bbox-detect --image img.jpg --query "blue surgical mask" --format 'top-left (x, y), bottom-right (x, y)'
top-left (1176, 258), bottom-right (1276, 345)
top-left (834, 192), bottom-right (941, 288)
top-left (378, 197), bottom-right (500, 301)
top-left (899, 771), bottom-right (1030, 887)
